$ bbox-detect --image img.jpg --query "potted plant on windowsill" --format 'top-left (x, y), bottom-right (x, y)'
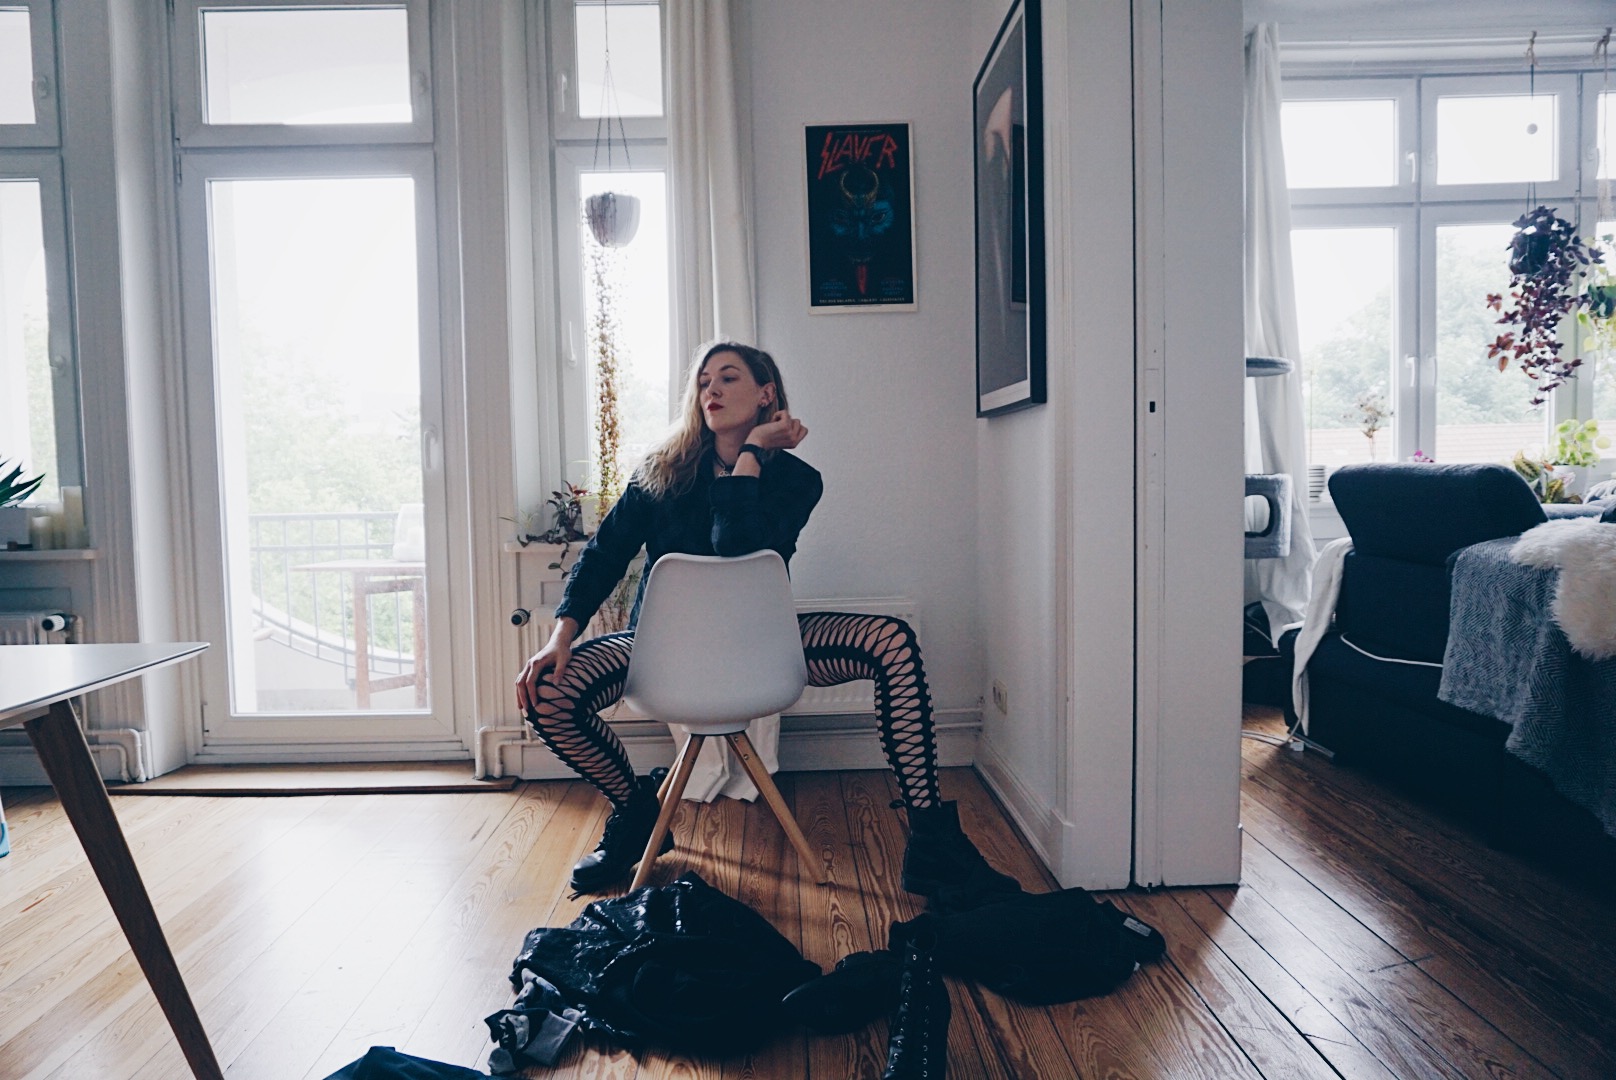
top-left (0, 459), bottom-right (45, 549)
top-left (1486, 206), bottom-right (1609, 407)
top-left (1545, 417), bottom-right (1611, 498)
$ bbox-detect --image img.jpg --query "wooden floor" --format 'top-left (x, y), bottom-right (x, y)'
top-left (2, 713), bottom-right (1614, 1079)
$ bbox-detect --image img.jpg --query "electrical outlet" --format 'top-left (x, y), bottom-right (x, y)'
top-left (991, 679), bottom-right (1008, 715)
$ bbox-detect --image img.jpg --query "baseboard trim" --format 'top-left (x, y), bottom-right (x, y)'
top-left (489, 708), bottom-right (982, 780)
top-left (0, 737), bottom-right (130, 786)
top-left (974, 734), bottom-right (1061, 877)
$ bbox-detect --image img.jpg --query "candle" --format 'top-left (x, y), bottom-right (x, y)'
top-left (29, 514), bottom-right (53, 550)
top-left (60, 486), bottom-right (86, 548)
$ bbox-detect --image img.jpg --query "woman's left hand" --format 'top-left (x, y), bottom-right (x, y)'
top-left (747, 410), bottom-right (808, 451)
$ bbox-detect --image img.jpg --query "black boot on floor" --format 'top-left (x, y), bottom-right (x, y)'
top-left (569, 774), bottom-right (675, 893)
top-left (780, 949), bottom-right (902, 1033)
top-left (882, 916), bottom-right (949, 1080)
top-left (901, 801), bottom-right (1023, 913)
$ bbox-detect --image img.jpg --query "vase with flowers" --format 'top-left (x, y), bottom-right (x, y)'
top-left (1345, 388), bottom-right (1392, 460)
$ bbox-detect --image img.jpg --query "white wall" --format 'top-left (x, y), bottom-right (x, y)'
top-left (968, 0), bottom-right (1144, 888)
top-left (747, 0), bottom-right (984, 724)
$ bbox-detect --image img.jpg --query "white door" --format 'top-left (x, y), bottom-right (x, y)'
top-left (178, 149), bottom-right (460, 755)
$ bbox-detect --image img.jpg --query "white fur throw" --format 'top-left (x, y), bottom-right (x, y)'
top-left (1510, 520), bottom-right (1616, 660)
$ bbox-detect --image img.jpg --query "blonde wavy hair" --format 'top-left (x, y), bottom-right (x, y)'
top-left (634, 341), bottom-right (788, 498)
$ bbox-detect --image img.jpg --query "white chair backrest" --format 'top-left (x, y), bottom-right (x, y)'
top-left (623, 551), bottom-right (808, 731)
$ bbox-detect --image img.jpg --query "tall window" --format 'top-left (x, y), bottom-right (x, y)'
top-left (549, 0), bottom-right (670, 491)
top-left (1285, 70), bottom-right (1611, 471)
top-left (0, 1), bottom-right (78, 511)
top-left (172, 0), bottom-right (458, 745)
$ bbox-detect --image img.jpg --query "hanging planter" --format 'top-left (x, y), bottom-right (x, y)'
top-left (1485, 205), bottom-right (1607, 406)
top-left (583, 191), bottom-right (641, 248)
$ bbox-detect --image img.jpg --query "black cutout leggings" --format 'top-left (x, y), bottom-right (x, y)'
top-left (524, 612), bottom-right (940, 809)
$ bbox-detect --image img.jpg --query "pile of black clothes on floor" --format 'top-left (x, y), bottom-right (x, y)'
top-left (484, 870), bottom-right (1166, 1078)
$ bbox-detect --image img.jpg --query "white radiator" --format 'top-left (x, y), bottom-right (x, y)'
top-left (1308, 464), bottom-right (1331, 504)
top-left (512, 597), bottom-right (914, 719)
top-left (0, 611), bottom-right (72, 645)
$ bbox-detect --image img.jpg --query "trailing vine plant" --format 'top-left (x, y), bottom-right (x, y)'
top-left (587, 232), bottom-right (624, 506)
top-left (1485, 206), bottom-right (1606, 406)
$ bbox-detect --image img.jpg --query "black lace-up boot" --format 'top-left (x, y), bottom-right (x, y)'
top-left (882, 916), bottom-right (949, 1079)
top-left (781, 949), bottom-right (901, 1033)
top-left (569, 774), bottom-right (674, 892)
top-left (901, 801), bottom-right (1023, 913)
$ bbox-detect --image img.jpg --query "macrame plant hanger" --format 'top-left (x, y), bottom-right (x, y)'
top-left (1527, 32), bottom-right (1539, 214)
top-left (1598, 29), bottom-right (1613, 233)
top-left (583, 0), bottom-right (640, 248)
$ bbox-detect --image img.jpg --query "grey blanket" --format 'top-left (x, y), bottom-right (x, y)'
top-left (1440, 538), bottom-right (1616, 837)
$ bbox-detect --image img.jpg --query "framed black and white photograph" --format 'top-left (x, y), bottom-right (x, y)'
top-left (804, 122), bottom-right (917, 312)
top-left (973, 0), bottom-right (1045, 416)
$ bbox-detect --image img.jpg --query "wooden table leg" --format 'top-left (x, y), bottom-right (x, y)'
top-left (353, 572), bottom-right (372, 709)
top-left (25, 701), bottom-right (224, 1080)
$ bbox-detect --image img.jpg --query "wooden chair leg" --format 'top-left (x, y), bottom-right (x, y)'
top-left (725, 730), bottom-right (828, 885)
top-left (630, 733), bottom-right (704, 892)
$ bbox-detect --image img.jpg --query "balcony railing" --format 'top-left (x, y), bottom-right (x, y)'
top-left (247, 511), bottom-right (417, 684)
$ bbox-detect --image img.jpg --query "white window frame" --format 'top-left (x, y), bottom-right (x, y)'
top-left (551, 142), bottom-right (673, 484)
top-left (1418, 73), bottom-right (1580, 204)
top-left (175, 145), bottom-right (459, 752)
top-left (0, 0), bottom-right (60, 148)
top-left (1577, 75), bottom-right (1611, 185)
top-left (170, 0), bottom-right (434, 149)
top-left (1416, 199), bottom-right (1555, 458)
top-left (547, 0), bottom-right (666, 144)
top-left (1287, 67), bottom-right (1613, 477)
top-left (1289, 205), bottom-right (1417, 462)
top-left (545, 0), bottom-right (670, 489)
top-left (0, 152), bottom-right (79, 488)
top-left (1282, 77), bottom-right (1417, 207)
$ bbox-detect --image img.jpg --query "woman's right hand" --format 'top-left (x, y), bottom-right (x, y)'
top-left (747, 410), bottom-right (809, 451)
top-left (516, 618), bottom-right (577, 713)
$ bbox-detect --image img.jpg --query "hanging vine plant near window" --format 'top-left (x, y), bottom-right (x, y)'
top-left (582, 0), bottom-right (637, 507)
top-left (1485, 205), bottom-right (1607, 406)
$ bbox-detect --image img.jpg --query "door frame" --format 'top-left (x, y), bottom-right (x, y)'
top-left (175, 146), bottom-right (467, 757)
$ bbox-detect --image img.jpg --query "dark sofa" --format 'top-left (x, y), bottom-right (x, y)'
top-left (1280, 462), bottom-right (1616, 878)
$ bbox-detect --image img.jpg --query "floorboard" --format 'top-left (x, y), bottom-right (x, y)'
top-left (3, 719), bottom-right (1614, 1079)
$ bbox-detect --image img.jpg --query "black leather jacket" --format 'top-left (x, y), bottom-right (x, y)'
top-left (554, 448), bottom-right (823, 631)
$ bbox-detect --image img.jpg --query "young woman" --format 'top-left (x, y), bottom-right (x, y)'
top-left (516, 341), bottom-right (1020, 909)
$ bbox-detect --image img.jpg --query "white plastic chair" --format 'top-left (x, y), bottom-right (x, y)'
top-left (622, 550), bottom-right (827, 890)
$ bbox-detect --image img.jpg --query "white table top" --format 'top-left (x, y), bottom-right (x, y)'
top-left (0, 642), bottom-right (209, 726)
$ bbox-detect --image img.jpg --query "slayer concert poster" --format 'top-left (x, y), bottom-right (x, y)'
top-left (804, 122), bottom-right (917, 312)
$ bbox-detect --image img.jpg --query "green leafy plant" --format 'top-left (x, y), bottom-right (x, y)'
top-left (1546, 418), bottom-right (1611, 467)
top-left (1486, 206), bottom-right (1608, 406)
top-left (504, 482), bottom-right (592, 567)
top-left (1575, 233), bottom-right (1616, 358)
top-left (1511, 450), bottom-right (1581, 504)
top-left (0, 459), bottom-right (45, 508)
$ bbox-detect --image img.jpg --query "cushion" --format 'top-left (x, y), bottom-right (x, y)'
top-left (1329, 463), bottom-right (1546, 565)
top-left (1333, 552), bottom-right (1450, 663)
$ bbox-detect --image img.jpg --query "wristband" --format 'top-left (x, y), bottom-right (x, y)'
top-left (739, 443), bottom-right (766, 461)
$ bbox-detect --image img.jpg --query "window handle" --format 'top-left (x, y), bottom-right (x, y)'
top-left (34, 75), bottom-right (51, 101)
top-left (422, 425), bottom-right (442, 474)
top-left (1406, 150), bottom-right (1417, 184)
top-left (557, 72), bottom-right (568, 114)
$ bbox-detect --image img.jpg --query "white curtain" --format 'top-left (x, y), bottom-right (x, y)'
top-left (667, 0), bottom-right (773, 799)
top-left (1244, 23), bottom-right (1317, 637)
top-left (668, 0), bottom-right (756, 363)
